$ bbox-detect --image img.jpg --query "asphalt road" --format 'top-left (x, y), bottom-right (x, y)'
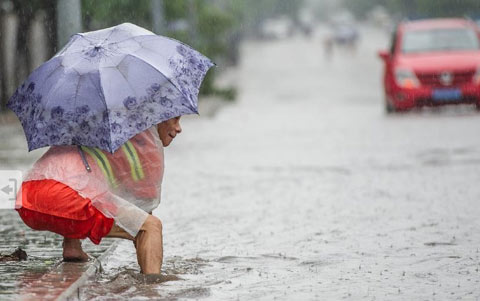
top-left (2, 23), bottom-right (480, 300)
top-left (81, 25), bottom-right (480, 300)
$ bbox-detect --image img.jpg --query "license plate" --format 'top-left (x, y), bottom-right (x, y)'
top-left (432, 88), bottom-right (462, 101)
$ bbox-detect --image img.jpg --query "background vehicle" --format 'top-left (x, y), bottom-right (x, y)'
top-left (259, 16), bottom-right (294, 40)
top-left (378, 18), bottom-right (480, 112)
top-left (333, 23), bottom-right (359, 47)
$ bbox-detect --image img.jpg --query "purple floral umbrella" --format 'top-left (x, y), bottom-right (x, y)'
top-left (7, 23), bottom-right (214, 153)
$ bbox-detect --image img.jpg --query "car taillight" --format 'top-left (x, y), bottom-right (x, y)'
top-left (394, 69), bottom-right (420, 88)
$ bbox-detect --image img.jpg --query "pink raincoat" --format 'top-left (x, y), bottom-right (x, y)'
top-left (18, 127), bottom-right (164, 238)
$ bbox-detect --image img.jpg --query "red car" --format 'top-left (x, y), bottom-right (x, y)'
top-left (378, 18), bottom-right (480, 112)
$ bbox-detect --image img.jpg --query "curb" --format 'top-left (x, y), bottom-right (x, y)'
top-left (56, 241), bottom-right (119, 301)
top-left (18, 241), bottom-right (120, 301)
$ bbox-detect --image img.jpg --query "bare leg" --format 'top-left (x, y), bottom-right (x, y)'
top-left (63, 238), bottom-right (89, 262)
top-left (106, 215), bottom-right (163, 274)
top-left (107, 224), bottom-right (135, 240)
top-left (135, 216), bottom-right (163, 274)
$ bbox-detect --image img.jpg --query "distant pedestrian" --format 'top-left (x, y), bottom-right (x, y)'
top-left (324, 35), bottom-right (334, 59)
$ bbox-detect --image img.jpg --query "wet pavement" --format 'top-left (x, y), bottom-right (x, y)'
top-left (0, 115), bottom-right (116, 300)
top-left (82, 25), bottom-right (480, 300)
top-left (0, 203), bottom-right (115, 300)
top-left (3, 24), bottom-right (480, 300)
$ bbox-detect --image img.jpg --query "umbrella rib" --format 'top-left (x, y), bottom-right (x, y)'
top-left (126, 53), bottom-right (190, 104)
top-left (61, 35), bottom-right (146, 58)
top-left (100, 26), bottom-right (119, 45)
top-left (78, 34), bottom-right (105, 46)
top-left (55, 35), bottom-right (80, 57)
top-left (108, 64), bottom-right (138, 102)
top-left (42, 68), bottom-right (80, 116)
top-left (59, 34), bottom-right (208, 63)
top-left (86, 72), bottom-right (107, 105)
top-left (133, 35), bottom-right (209, 58)
top-left (133, 43), bottom-right (170, 62)
top-left (72, 35), bottom-right (97, 50)
top-left (56, 35), bottom-right (195, 63)
top-left (59, 35), bottom-right (105, 57)
top-left (39, 59), bottom-right (64, 87)
top-left (71, 28), bottom-right (120, 52)
top-left (73, 74), bottom-right (82, 115)
top-left (99, 34), bottom-right (155, 48)
top-left (86, 72), bottom-right (112, 149)
top-left (64, 35), bottom-right (161, 57)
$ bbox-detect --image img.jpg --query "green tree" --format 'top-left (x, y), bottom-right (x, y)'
top-left (81, 0), bottom-right (237, 98)
top-left (0, 0), bottom-right (56, 110)
top-left (82, 0), bottom-right (152, 30)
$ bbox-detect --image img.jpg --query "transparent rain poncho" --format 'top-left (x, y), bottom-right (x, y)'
top-left (23, 127), bottom-right (164, 237)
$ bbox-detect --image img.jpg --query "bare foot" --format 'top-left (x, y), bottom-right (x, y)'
top-left (62, 238), bottom-right (89, 262)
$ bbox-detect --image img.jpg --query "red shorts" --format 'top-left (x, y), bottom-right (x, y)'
top-left (16, 179), bottom-right (114, 244)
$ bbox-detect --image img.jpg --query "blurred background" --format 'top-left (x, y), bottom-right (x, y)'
top-left (0, 0), bottom-right (308, 109)
top-left (2, 0), bottom-right (480, 299)
top-left (1, 0), bottom-right (479, 110)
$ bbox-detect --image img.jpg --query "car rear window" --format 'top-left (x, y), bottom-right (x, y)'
top-left (402, 28), bottom-right (480, 53)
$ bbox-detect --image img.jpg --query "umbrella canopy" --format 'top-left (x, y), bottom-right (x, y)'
top-left (7, 23), bottom-right (214, 153)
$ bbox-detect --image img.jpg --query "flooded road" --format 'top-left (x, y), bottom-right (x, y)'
top-left (3, 24), bottom-right (480, 300)
top-left (82, 25), bottom-right (480, 300)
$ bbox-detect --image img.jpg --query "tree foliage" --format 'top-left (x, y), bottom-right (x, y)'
top-left (81, 0), bottom-right (237, 96)
top-left (1, 0), bottom-right (305, 105)
top-left (81, 0), bottom-right (305, 97)
top-left (82, 0), bottom-right (152, 30)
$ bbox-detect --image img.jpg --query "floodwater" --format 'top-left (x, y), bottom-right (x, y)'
top-left (83, 25), bottom-right (480, 300)
top-left (3, 24), bottom-right (480, 300)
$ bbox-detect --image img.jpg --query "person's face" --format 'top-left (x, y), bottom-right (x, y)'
top-left (157, 117), bottom-right (182, 147)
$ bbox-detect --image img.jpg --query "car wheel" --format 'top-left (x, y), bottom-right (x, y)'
top-left (476, 102), bottom-right (480, 112)
top-left (385, 99), bottom-right (396, 114)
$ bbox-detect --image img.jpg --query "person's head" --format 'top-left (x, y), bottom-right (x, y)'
top-left (156, 116), bottom-right (182, 147)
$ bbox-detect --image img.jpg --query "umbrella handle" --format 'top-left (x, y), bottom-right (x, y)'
top-left (77, 145), bottom-right (92, 172)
